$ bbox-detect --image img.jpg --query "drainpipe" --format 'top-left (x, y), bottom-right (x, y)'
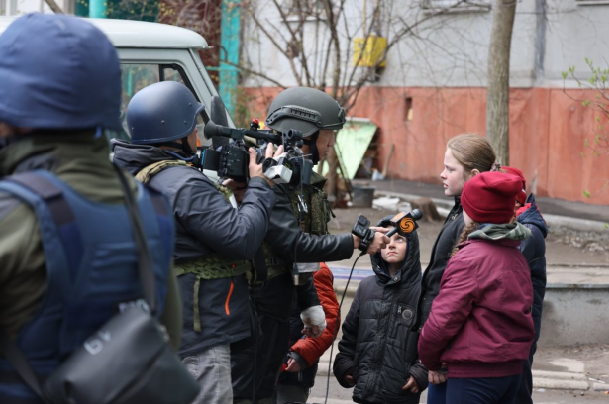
top-left (89, 0), bottom-right (107, 18)
top-left (220, 0), bottom-right (241, 116)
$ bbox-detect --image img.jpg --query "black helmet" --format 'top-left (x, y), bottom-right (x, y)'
top-left (265, 87), bottom-right (345, 137)
top-left (127, 81), bottom-right (204, 145)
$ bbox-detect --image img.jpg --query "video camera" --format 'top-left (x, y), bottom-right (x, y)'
top-left (201, 117), bottom-right (314, 186)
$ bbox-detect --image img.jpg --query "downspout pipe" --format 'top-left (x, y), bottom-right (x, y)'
top-left (89, 0), bottom-right (107, 18)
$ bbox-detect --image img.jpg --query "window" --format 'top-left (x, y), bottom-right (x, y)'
top-left (285, 0), bottom-right (325, 20)
top-left (106, 63), bottom-right (208, 145)
top-left (422, 0), bottom-right (490, 13)
top-left (1, 0), bottom-right (17, 15)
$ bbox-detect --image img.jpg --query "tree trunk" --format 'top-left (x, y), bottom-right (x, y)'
top-left (486, 0), bottom-right (516, 166)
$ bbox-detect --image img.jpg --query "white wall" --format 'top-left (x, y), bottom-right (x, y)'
top-left (242, 0), bottom-right (609, 89)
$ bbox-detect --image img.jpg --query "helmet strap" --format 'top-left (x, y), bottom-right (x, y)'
top-left (302, 131), bottom-right (320, 164)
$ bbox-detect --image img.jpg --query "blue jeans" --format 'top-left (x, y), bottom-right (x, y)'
top-left (427, 382), bottom-right (447, 404)
top-left (445, 375), bottom-right (521, 404)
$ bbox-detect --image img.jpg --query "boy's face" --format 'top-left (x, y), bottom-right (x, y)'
top-left (380, 230), bottom-right (408, 265)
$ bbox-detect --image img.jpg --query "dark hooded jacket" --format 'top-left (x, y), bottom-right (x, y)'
top-left (517, 193), bottom-right (548, 342)
top-left (333, 217), bottom-right (428, 404)
top-left (515, 193), bottom-right (548, 404)
top-left (112, 140), bottom-right (275, 357)
top-left (417, 197), bottom-right (464, 330)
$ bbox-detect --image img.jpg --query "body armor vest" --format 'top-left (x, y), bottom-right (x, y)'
top-left (259, 172), bottom-right (333, 282)
top-left (0, 170), bottom-right (173, 403)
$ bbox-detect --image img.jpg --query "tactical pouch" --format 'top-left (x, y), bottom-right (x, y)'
top-left (43, 306), bottom-right (199, 404)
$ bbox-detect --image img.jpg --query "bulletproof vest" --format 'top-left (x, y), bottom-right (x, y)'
top-left (260, 172), bottom-right (333, 281)
top-left (0, 170), bottom-right (173, 403)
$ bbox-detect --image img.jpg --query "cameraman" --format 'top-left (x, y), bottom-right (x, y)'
top-left (229, 87), bottom-right (389, 404)
top-left (112, 81), bottom-right (282, 404)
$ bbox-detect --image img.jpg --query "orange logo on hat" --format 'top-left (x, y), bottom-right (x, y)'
top-left (399, 217), bottom-right (415, 234)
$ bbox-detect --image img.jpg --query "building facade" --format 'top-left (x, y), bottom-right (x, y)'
top-left (240, 0), bottom-right (609, 205)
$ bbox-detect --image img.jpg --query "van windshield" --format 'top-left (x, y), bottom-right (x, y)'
top-left (105, 63), bottom-right (207, 145)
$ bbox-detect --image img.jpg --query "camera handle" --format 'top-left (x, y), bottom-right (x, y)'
top-left (352, 215), bottom-right (375, 256)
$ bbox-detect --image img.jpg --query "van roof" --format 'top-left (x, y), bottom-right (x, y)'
top-left (0, 16), bottom-right (209, 49)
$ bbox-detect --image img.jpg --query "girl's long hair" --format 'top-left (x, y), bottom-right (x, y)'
top-left (447, 134), bottom-right (497, 177)
top-left (451, 221), bottom-right (481, 257)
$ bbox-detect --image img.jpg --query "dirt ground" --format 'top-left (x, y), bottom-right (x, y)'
top-left (329, 207), bottom-right (609, 265)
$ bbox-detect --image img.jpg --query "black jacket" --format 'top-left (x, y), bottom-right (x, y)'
top-left (417, 197), bottom-right (464, 329)
top-left (253, 182), bottom-right (354, 321)
top-left (266, 183), bottom-right (354, 264)
top-left (518, 194), bottom-right (548, 344)
top-left (112, 140), bottom-right (275, 357)
top-left (334, 218), bottom-right (428, 404)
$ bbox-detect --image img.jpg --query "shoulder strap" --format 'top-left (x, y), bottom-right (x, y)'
top-left (0, 331), bottom-right (51, 404)
top-left (114, 165), bottom-right (158, 314)
top-left (135, 159), bottom-right (189, 184)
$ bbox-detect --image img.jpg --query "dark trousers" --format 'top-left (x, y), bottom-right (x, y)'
top-left (427, 382), bottom-right (447, 404)
top-left (231, 274), bottom-right (294, 403)
top-left (445, 375), bottom-right (521, 404)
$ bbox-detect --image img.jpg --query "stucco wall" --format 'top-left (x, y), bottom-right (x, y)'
top-left (246, 86), bottom-right (609, 205)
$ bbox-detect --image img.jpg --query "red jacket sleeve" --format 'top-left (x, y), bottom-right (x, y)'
top-left (290, 263), bottom-right (341, 367)
top-left (418, 254), bottom-right (479, 371)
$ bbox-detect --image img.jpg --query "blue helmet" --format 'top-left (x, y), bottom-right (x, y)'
top-left (0, 14), bottom-right (122, 130)
top-left (126, 81), bottom-right (204, 145)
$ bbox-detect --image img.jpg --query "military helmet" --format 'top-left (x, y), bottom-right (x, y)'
top-left (127, 81), bottom-right (204, 145)
top-left (265, 87), bottom-right (346, 137)
top-left (0, 13), bottom-right (122, 130)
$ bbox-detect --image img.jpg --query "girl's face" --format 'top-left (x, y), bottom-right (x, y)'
top-left (440, 148), bottom-right (469, 197)
top-left (381, 231), bottom-right (408, 265)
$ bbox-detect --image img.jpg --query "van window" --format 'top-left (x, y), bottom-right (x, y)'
top-left (106, 63), bottom-right (207, 145)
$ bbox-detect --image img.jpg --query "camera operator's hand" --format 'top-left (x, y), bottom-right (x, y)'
top-left (248, 144), bottom-right (284, 187)
top-left (222, 179), bottom-right (247, 203)
top-left (365, 227), bottom-right (390, 255)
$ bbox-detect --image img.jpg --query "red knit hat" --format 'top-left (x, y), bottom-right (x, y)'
top-left (461, 171), bottom-right (522, 224)
top-left (501, 166), bottom-right (527, 205)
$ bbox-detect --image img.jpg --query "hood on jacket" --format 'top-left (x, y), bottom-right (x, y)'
top-left (517, 193), bottom-right (548, 239)
top-left (111, 138), bottom-right (179, 175)
top-left (468, 222), bottom-right (531, 242)
top-left (370, 215), bottom-right (422, 285)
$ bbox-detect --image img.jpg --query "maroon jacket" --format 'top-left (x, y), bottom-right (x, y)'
top-left (418, 238), bottom-right (534, 378)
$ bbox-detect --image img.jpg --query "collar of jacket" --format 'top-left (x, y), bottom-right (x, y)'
top-left (0, 131), bottom-right (109, 177)
top-left (309, 170), bottom-right (326, 188)
top-left (468, 222), bottom-right (531, 242)
top-left (517, 194), bottom-right (548, 238)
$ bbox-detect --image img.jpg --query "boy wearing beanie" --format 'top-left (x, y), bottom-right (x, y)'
top-left (418, 171), bottom-right (535, 404)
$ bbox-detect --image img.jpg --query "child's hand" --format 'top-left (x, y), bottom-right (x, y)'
top-left (344, 374), bottom-right (356, 387)
top-left (428, 370), bottom-right (447, 384)
top-left (402, 376), bottom-right (420, 393)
